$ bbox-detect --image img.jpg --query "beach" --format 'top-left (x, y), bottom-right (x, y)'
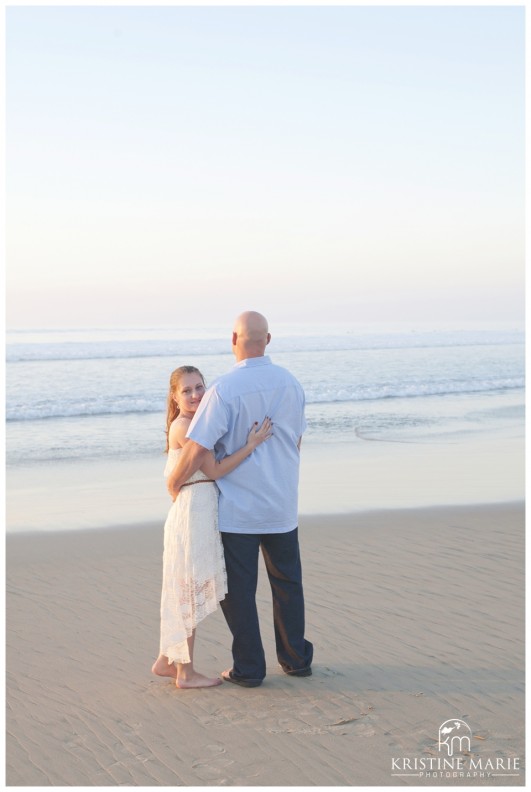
top-left (6, 0), bottom-right (526, 783)
top-left (6, 429), bottom-right (525, 533)
top-left (6, 502), bottom-right (524, 786)
top-left (6, 2), bottom-right (525, 783)
top-left (6, 322), bottom-right (525, 785)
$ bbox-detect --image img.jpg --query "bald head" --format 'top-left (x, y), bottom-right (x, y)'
top-left (232, 311), bottom-right (271, 361)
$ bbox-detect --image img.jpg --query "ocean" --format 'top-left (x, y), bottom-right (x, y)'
top-left (6, 321), bottom-right (525, 532)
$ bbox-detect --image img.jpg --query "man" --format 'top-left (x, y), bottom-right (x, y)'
top-left (167, 311), bottom-right (313, 687)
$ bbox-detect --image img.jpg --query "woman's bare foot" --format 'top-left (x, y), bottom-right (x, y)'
top-left (152, 654), bottom-right (177, 678)
top-left (176, 670), bottom-right (222, 689)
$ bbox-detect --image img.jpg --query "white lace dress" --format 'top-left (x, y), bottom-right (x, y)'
top-left (159, 448), bottom-right (227, 665)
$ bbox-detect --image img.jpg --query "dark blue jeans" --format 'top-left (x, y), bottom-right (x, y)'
top-left (220, 528), bottom-right (313, 682)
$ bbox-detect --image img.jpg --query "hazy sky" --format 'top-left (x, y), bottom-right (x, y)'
top-left (6, 5), bottom-right (525, 328)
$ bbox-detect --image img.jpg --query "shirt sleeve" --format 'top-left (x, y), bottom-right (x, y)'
top-left (186, 386), bottom-right (230, 450)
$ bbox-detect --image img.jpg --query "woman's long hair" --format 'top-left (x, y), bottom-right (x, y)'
top-left (164, 366), bottom-right (205, 453)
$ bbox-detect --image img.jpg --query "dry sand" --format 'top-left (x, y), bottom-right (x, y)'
top-left (6, 503), bottom-right (524, 786)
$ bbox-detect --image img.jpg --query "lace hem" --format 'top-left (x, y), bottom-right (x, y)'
top-left (160, 575), bottom-right (227, 664)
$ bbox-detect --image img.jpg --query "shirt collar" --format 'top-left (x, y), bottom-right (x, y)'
top-left (234, 355), bottom-right (272, 369)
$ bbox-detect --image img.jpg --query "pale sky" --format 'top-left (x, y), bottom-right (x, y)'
top-left (6, 5), bottom-right (525, 328)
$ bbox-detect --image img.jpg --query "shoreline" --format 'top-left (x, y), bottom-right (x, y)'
top-left (5, 497), bottom-right (525, 539)
top-left (6, 429), bottom-right (524, 534)
top-left (7, 501), bottom-right (525, 786)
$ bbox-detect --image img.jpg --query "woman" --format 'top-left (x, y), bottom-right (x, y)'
top-left (152, 366), bottom-right (271, 688)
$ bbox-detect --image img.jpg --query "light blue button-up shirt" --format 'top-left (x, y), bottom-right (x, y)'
top-left (187, 355), bottom-right (306, 533)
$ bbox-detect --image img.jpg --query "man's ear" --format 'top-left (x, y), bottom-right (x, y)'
top-left (266, 333), bottom-right (271, 345)
top-left (232, 331), bottom-right (238, 345)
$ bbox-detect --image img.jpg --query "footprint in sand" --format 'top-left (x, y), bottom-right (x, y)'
top-left (205, 744), bottom-right (226, 754)
top-left (191, 744), bottom-right (234, 782)
top-left (326, 707), bottom-right (376, 736)
top-left (191, 757), bottom-right (234, 782)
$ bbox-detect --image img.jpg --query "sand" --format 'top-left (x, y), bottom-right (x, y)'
top-left (6, 503), bottom-right (524, 786)
top-left (6, 431), bottom-right (524, 533)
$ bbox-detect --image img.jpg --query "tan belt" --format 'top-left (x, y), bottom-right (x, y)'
top-left (180, 479), bottom-right (215, 488)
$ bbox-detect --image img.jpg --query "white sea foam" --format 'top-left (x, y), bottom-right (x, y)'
top-left (5, 377), bottom-right (525, 422)
top-left (6, 324), bottom-right (525, 465)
